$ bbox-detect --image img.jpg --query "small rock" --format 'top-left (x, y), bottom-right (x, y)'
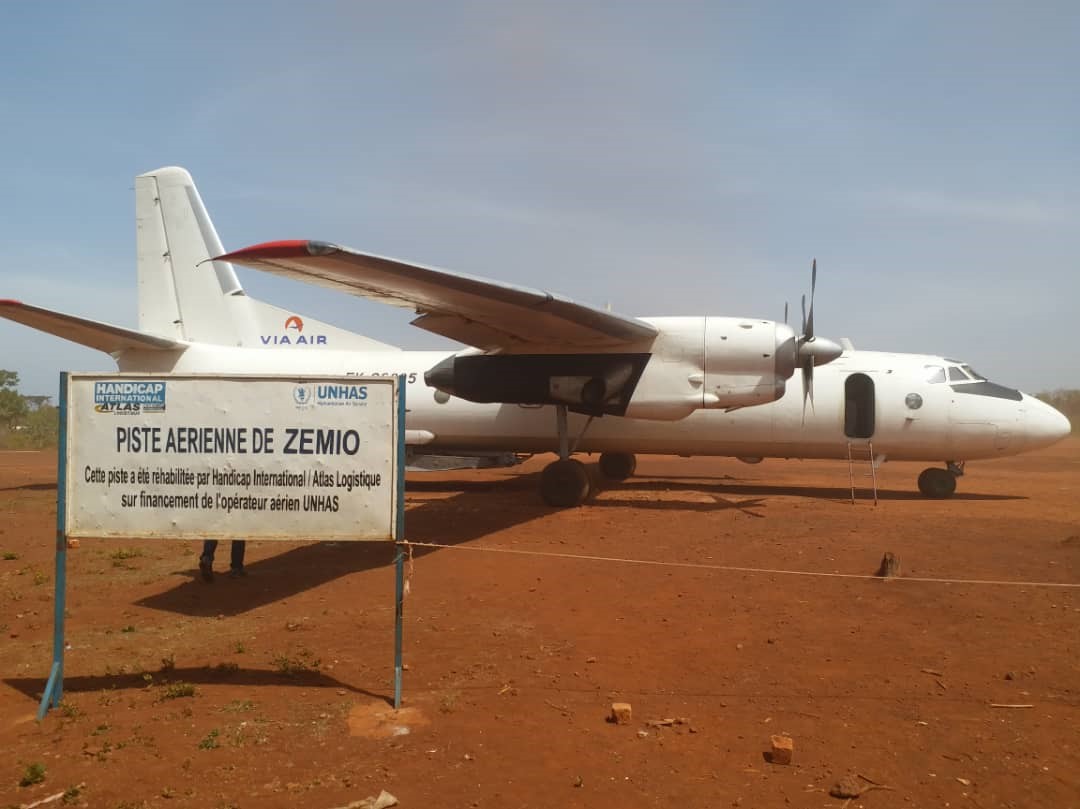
top-left (573, 775), bottom-right (583, 788)
top-left (830, 775), bottom-right (862, 799)
top-left (637, 730), bottom-right (648, 738)
top-left (371, 792), bottom-right (399, 809)
top-left (67, 538), bottom-right (80, 549)
top-left (610, 702), bottom-right (633, 724)
top-left (1004, 671), bottom-right (1015, 681)
top-left (770, 734), bottom-right (794, 765)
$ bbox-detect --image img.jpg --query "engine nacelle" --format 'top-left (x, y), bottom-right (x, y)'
top-left (623, 317), bottom-right (797, 420)
top-left (425, 317), bottom-right (806, 422)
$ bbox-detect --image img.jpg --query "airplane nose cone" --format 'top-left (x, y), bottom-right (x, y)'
top-left (1025, 396), bottom-right (1071, 449)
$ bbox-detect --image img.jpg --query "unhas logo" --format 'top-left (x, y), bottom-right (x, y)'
top-left (261, 315), bottom-right (327, 346)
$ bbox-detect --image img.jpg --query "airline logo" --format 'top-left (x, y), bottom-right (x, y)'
top-left (261, 316), bottom-right (327, 346)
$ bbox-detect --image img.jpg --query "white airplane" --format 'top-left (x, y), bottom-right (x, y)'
top-left (0, 167), bottom-right (1070, 506)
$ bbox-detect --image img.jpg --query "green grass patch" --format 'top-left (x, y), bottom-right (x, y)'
top-left (159, 682), bottom-right (196, 700)
top-left (197, 728), bottom-right (220, 750)
top-left (19, 762), bottom-right (46, 786)
top-left (270, 648), bottom-right (321, 676)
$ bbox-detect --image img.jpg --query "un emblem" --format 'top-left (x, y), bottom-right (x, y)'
top-left (293, 384), bottom-right (314, 407)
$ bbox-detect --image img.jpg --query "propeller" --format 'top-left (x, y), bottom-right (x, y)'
top-left (793, 259), bottom-right (841, 420)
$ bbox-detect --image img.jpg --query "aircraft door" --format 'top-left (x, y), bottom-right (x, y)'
top-left (844, 373), bottom-right (875, 439)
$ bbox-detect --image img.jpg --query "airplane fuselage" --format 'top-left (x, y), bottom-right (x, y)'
top-left (116, 342), bottom-right (1067, 464)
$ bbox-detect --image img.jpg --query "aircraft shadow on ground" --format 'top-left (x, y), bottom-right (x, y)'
top-left (129, 465), bottom-right (1019, 617)
top-left (4, 665), bottom-right (386, 703)
top-left (135, 472), bottom-right (550, 618)
top-left (612, 477), bottom-right (1024, 502)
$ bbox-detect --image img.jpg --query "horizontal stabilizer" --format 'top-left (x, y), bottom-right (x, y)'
top-left (0, 300), bottom-right (186, 355)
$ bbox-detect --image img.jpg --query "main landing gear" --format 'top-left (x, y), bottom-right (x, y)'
top-left (598, 451), bottom-right (636, 481)
top-left (917, 461), bottom-right (964, 499)
top-left (540, 405), bottom-right (590, 507)
top-left (539, 407), bottom-right (639, 507)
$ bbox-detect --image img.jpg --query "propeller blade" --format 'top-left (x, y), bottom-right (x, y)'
top-left (800, 357), bottom-right (815, 422)
top-left (800, 294), bottom-right (807, 335)
top-left (784, 302), bottom-right (788, 325)
top-left (806, 259), bottom-right (817, 340)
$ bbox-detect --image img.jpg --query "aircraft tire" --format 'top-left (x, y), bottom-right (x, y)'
top-left (541, 459), bottom-right (591, 507)
top-left (917, 468), bottom-right (957, 499)
top-left (598, 452), bottom-right (637, 481)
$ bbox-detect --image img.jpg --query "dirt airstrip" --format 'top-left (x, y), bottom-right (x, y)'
top-left (1, 442), bottom-right (1078, 808)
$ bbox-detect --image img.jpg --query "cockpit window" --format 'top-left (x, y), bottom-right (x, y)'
top-left (925, 366), bottom-right (946, 383)
top-left (960, 365), bottom-right (986, 381)
top-left (947, 366), bottom-right (970, 382)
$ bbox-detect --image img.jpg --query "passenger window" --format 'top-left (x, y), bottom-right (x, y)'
top-left (925, 366), bottom-right (946, 384)
top-left (947, 367), bottom-right (969, 382)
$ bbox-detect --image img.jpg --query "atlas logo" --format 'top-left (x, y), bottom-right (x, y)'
top-left (261, 315), bottom-right (327, 346)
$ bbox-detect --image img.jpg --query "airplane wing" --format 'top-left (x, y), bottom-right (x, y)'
top-left (215, 241), bottom-right (658, 351)
top-left (0, 300), bottom-right (186, 354)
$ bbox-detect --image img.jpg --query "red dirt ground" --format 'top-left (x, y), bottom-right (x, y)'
top-left (1, 443), bottom-right (1078, 808)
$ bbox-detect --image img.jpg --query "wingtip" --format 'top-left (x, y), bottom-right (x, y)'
top-left (0, 298), bottom-right (24, 306)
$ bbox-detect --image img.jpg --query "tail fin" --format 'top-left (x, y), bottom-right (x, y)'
top-left (135, 167), bottom-right (399, 351)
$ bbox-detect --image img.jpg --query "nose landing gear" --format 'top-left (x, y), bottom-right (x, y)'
top-left (917, 462), bottom-right (963, 499)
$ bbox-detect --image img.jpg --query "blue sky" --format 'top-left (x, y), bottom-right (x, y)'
top-left (2, 1), bottom-right (1077, 396)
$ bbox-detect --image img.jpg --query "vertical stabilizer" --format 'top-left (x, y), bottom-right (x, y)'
top-left (136, 166), bottom-right (400, 351)
top-left (136, 166), bottom-right (247, 344)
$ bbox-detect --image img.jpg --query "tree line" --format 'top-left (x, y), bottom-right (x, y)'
top-left (0, 371), bottom-right (59, 449)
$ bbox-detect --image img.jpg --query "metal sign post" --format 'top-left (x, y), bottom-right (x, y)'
top-left (39, 373), bottom-right (406, 719)
top-left (38, 373), bottom-right (69, 718)
top-left (393, 377), bottom-right (407, 709)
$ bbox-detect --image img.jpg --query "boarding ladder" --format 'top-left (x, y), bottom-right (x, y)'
top-left (846, 441), bottom-right (879, 505)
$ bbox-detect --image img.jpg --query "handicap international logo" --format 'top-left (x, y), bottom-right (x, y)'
top-left (93, 381), bottom-right (167, 415)
top-left (293, 384), bottom-right (314, 408)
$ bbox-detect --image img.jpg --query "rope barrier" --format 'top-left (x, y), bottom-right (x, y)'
top-left (403, 541), bottom-right (1080, 589)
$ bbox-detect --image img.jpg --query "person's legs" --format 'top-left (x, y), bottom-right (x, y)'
top-left (199, 540), bottom-right (218, 582)
top-left (228, 540), bottom-right (247, 576)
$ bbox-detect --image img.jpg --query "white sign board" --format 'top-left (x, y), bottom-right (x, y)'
top-left (63, 374), bottom-right (403, 541)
